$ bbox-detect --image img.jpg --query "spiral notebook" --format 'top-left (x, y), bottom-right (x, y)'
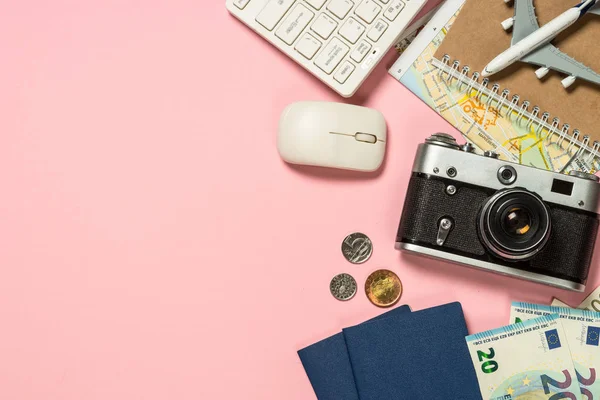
top-left (390, 0), bottom-right (600, 173)
top-left (432, 0), bottom-right (600, 173)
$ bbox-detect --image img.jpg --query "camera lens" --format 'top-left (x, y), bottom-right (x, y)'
top-left (502, 207), bottom-right (532, 236)
top-left (479, 189), bottom-right (551, 261)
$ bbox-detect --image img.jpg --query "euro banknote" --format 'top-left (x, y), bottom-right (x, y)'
top-left (553, 285), bottom-right (600, 312)
top-left (511, 302), bottom-right (600, 399)
top-left (578, 288), bottom-right (600, 312)
top-left (466, 314), bottom-right (581, 400)
top-left (551, 298), bottom-right (572, 308)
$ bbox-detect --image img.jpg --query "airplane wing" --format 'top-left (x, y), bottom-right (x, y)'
top-left (511, 0), bottom-right (600, 42)
top-left (511, 0), bottom-right (600, 85)
top-left (521, 44), bottom-right (600, 86)
top-left (511, 0), bottom-right (539, 46)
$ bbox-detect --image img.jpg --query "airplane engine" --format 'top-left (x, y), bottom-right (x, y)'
top-left (535, 67), bottom-right (549, 79)
top-left (561, 75), bottom-right (576, 89)
top-left (501, 17), bottom-right (514, 31)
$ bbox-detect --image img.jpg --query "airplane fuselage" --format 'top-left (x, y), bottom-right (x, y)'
top-left (482, 1), bottom-right (597, 77)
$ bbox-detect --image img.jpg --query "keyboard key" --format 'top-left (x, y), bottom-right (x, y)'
top-left (383, 0), bottom-right (405, 21)
top-left (355, 0), bottom-right (381, 24)
top-left (327, 0), bottom-right (354, 19)
top-left (295, 33), bottom-right (322, 59)
top-left (311, 13), bottom-right (337, 39)
top-left (305, 0), bottom-right (327, 10)
top-left (367, 19), bottom-right (388, 41)
top-left (233, 0), bottom-right (251, 9)
top-left (334, 61), bottom-right (355, 84)
top-left (339, 17), bottom-right (365, 44)
top-left (256, 0), bottom-right (295, 31)
top-left (350, 40), bottom-right (371, 62)
top-left (276, 4), bottom-right (314, 45)
top-left (314, 37), bottom-right (349, 74)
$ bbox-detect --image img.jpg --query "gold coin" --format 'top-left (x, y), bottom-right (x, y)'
top-left (365, 269), bottom-right (402, 308)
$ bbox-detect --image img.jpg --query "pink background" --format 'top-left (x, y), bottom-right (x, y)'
top-left (2, 1), bottom-right (599, 398)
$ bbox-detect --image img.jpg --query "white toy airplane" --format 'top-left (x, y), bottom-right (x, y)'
top-left (482, 0), bottom-right (600, 89)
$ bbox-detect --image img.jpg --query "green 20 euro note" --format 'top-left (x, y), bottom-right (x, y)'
top-left (466, 314), bottom-right (581, 400)
top-left (511, 302), bottom-right (600, 399)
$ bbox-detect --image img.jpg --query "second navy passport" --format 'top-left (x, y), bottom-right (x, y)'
top-left (299, 302), bottom-right (482, 399)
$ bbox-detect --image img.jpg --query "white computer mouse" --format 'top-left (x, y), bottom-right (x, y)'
top-left (277, 101), bottom-right (387, 172)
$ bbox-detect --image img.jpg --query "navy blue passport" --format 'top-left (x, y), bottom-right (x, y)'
top-left (343, 302), bottom-right (481, 400)
top-left (297, 305), bottom-right (411, 400)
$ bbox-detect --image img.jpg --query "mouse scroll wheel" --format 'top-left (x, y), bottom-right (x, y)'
top-left (355, 133), bottom-right (377, 144)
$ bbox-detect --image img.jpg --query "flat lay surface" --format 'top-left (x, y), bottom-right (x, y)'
top-left (2, 1), bottom-right (600, 399)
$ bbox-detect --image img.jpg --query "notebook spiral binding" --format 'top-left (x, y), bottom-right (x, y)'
top-left (433, 55), bottom-right (600, 168)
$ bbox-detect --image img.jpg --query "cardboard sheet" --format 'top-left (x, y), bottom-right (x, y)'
top-left (434, 0), bottom-right (600, 142)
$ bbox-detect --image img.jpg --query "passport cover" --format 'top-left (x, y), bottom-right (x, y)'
top-left (297, 305), bottom-right (411, 400)
top-left (343, 302), bottom-right (481, 400)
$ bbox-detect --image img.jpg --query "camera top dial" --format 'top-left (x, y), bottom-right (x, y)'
top-left (425, 133), bottom-right (460, 149)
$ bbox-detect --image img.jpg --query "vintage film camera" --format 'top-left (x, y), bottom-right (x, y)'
top-left (396, 133), bottom-right (600, 291)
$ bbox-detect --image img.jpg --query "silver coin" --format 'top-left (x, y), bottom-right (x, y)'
top-left (329, 273), bottom-right (357, 301)
top-left (341, 232), bottom-right (373, 264)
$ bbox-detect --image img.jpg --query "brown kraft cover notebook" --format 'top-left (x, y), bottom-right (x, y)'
top-left (434, 0), bottom-right (600, 144)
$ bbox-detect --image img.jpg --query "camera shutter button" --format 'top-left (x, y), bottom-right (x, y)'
top-left (461, 143), bottom-right (476, 153)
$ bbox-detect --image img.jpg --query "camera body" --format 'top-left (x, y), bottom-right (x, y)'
top-left (396, 133), bottom-right (600, 292)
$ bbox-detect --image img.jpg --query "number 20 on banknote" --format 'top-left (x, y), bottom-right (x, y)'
top-left (466, 314), bottom-right (582, 400)
top-left (510, 302), bottom-right (600, 399)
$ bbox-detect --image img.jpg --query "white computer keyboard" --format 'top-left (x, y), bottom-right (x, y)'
top-left (226, 0), bottom-right (426, 97)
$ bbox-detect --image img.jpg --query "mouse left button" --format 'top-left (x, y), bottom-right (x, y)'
top-left (355, 133), bottom-right (377, 144)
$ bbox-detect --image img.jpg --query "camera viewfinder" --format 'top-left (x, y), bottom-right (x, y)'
top-left (551, 179), bottom-right (574, 196)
